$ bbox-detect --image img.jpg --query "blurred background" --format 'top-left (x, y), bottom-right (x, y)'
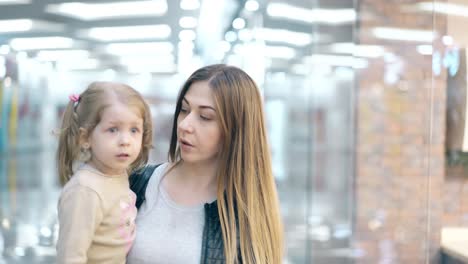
top-left (0, 0), bottom-right (468, 263)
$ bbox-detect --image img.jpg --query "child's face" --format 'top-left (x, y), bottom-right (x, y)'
top-left (86, 102), bottom-right (144, 175)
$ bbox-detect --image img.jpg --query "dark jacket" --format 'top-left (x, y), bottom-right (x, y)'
top-left (130, 164), bottom-right (237, 264)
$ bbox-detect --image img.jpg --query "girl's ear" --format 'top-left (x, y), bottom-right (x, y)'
top-left (79, 127), bottom-right (89, 146)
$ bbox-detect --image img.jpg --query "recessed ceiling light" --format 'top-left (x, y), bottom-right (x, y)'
top-left (256, 28), bottom-right (317, 46)
top-left (232, 18), bottom-right (246, 30)
top-left (179, 30), bottom-right (196, 41)
top-left (267, 3), bottom-right (355, 24)
top-left (414, 2), bottom-right (468, 17)
top-left (245, 0), bottom-right (259, 12)
top-left (0, 0), bottom-right (30, 5)
top-left (372, 27), bottom-right (434, 42)
top-left (35, 50), bottom-right (90, 61)
top-left (46, 1), bottom-right (167, 21)
top-left (10, 37), bottom-right (74, 50)
top-left (179, 17), bottom-right (198, 29)
top-left (180, 0), bottom-right (200, 10)
top-left (0, 19), bottom-right (64, 33)
top-left (83, 25), bottom-right (171, 41)
top-left (105, 42), bottom-right (174, 55)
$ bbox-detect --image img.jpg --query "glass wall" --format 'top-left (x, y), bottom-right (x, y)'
top-left (1, 0), bottom-right (468, 263)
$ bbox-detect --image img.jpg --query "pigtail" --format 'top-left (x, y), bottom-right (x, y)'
top-left (57, 100), bottom-right (81, 186)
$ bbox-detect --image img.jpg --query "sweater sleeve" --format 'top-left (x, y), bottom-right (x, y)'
top-left (56, 185), bottom-right (104, 264)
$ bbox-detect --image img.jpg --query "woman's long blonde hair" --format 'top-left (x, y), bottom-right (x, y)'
top-left (57, 81), bottom-right (153, 185)
top-left (169, 65), bottom-right (283, 263)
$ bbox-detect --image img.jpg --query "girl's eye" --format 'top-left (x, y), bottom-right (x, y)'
top-left (108, 127), bottom-right (118, 133)
top-left (200, 116), bottom-right (211, 121)
top-left (131, 128), bottom-right (140, 133)
top-left (180, 108), bottom-right (188, 113)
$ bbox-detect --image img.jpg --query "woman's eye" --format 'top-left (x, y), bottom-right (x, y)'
top-left (180, 108), bottom-right (188, 113)
top-left (200, 116), bottom-right (211, 121)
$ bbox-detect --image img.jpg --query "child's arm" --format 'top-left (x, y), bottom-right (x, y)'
top-left (56, 185), bottom-right (103, 264)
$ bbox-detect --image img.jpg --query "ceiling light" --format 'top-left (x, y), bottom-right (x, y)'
top-left (415, 2), bottom-right (468, 17)
top-left (105, 42), bottom-right (174, 55)
top-left (35, 50), bottom-right (90, 61)
top-left (256, 28), bottom-right (315, 46)
top-left (267, 3), bottom-right (356, 24)
top-left (0, 19), bottom-right (32, 32)
top-left (46, 1), bottom-right (167, 21)
top-left (57, 58), bottom-right (99, 71)
top-left (0, 19), bottom-right (64, 33)
top-left (179, 30), bottom-right (196, 41)
top-left (180, 0), bottom-right (200, 10)
top-left (84, 25), bottom-right (171, 41)
top-left (178, 41), bottom-right (195, 51)
top-left (179, 16), bottom-right (198, 28)
top-left (245, 0), bottom-right (259, 12)
top-left (0, 0), bottom-right (30, 4)
top-left (443, 35), bottom-right (454, 46)
top-left (10, 37), bottom-right (74, 50)
top-left (225, 31), bottom-right (237, 42)
top-left (329, 43), bottom-right (385, 58)
top-left (238, 29), bottom-right (253, 42)
top-left (372, 27), bottom-right (434, 42)
top-left (417, 45), bottom-right (433, 55)
top-left (305, 54), bottom-right (368, 69)
top-left (232, 18), bottom-right (246, 30)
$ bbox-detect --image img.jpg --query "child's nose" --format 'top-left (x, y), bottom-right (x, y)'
top-left (119, 132), bottom-right (131, 145)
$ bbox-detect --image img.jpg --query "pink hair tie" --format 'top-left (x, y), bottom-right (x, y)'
top-left (69, 94), bottom-right (80, 103)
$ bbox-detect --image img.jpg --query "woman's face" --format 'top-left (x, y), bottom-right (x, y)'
top-left (177, 81), bottom-right (222, 165)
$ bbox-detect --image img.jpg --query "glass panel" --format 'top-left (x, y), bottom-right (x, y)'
top-left (5, 0), bottom-right (468, 263)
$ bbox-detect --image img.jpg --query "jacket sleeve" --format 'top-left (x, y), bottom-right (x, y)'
top-left (56, 185), bottom-right (103, 264)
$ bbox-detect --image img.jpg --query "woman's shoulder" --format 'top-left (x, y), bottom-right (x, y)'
top-left (145, 162), bottom-right (170, 187)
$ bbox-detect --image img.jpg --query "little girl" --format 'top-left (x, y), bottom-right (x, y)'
top-left (56, 81), bottom-right (153, 264)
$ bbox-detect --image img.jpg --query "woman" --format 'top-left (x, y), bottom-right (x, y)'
top-left (127, 64), bottom-right (283, 264)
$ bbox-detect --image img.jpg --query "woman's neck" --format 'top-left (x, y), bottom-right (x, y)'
top-left (164, 160), bottom-right (219, 205)
top-left (176, 161), bottom-right (218, 191)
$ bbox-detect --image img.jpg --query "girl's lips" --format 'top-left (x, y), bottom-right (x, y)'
top-left (117, 153), bottom-right (130, 158)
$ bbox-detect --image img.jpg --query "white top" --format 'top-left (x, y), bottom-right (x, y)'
top-left (127, 163), bottom-right (205, 264)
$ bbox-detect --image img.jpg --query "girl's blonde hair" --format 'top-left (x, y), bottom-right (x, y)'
top-left (57, 81), bottom-right (152, 185)
top-left (169, 65), bottom-right (284, 263)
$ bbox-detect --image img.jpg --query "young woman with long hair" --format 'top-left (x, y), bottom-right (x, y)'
top-left (127, 64), bottom-right (283, 264)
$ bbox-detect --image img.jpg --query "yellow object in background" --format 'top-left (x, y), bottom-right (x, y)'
top-left (8, 83), bottom-right (17, 147)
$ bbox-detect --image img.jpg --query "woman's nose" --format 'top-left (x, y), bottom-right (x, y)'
top-left (178, 114), bottom-right (194, 133)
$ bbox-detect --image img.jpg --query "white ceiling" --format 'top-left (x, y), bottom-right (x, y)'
top-left (0, 0), bottom-right (355, 74)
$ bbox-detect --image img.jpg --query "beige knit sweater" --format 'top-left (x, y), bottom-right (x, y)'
top-left (57, 164), bottom-right (137, 264)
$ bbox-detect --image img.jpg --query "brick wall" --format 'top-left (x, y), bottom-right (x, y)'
top-left (355, 1), bottom-right (446, 263)
top-left (444, 166), bottom-right (468, 226)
